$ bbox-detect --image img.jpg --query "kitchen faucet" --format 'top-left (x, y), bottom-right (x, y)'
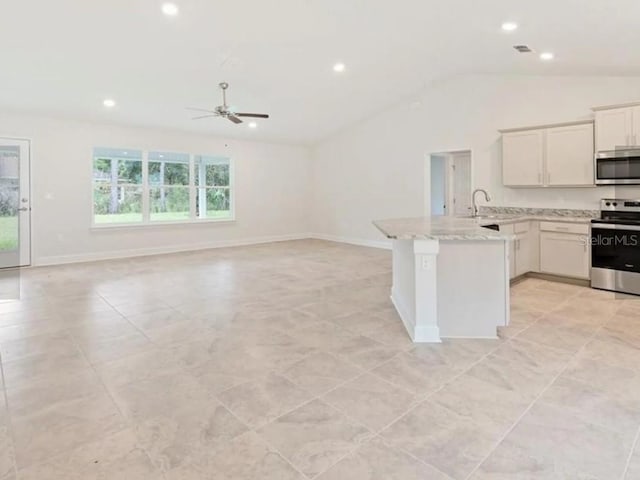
top-left (472, 189), bottom-right (491, 217)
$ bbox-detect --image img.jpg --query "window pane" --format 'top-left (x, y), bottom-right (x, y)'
top-left (197, 187), bottom-right (231, 219)
top-left (93, 183), bottom-right (143, 224)
top-left (194, 156), bottom-right (230, 186)
top-left (149, 152), bottom-right (190, 186)
top-left (150, 186), bottom-right (190, 222)
top-left (0, 147), bottom-right (19, 252)
top-left (93, 149), bottom-right (143, 184)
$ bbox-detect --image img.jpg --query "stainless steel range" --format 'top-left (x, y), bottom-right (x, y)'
top-left (591, 199), bottom-right (640, 296)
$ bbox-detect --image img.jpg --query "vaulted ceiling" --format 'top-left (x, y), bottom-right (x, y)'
top-left (2, 0), bottom-right (640, 144)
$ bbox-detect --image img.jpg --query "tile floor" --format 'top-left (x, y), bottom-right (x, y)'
top-left (0, 239), bottom-right (639, 479)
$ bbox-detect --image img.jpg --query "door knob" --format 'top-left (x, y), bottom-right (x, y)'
top-left (18, 207), bottom-right (29, 211)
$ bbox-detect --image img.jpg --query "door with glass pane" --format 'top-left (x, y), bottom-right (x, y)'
top-left (0, 139), bottom-right (30, 268)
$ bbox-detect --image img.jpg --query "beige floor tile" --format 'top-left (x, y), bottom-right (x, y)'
top-left (135, 403), bottom-right (248, 472)
top-left (0, 332), bottom-right (77, 363)
top-left (109, 372), bottom-right (210, 422)
top-left (540, 376), bottom-right (640, 440)
top-left (364, 321), bottom-right (415, 350)
top-left (2, 350), bottom-right (92, 390)
top-left (329, 335), bottom-right (399, 370)
top-left (281, 352), bottom-right (362, 395)
top-left (2, 243), bottom-right (638, 479)
top-left (17, 429), bottom-right (158, 480)
top-left (477, 402), bottom-right (631, 480)
top-left (95, 348), bottom-right (185, 389)
top-left (563, 356), bottom-right (640, 403)
top-left (429, 373), bottom-right (531, 436)
top-left (164, 431), bottom-right (303, 480)
top-left (410, 338), bottom-right (501, 371)
top-left (491, 338), bottom-right (572, 376)
top-left (0, 425), bottom-right (15, 480)
top-left (625, 440), bottom-right (640, 480)
top-left (371, 352), bottom-right (459, 395)
top-left (258, 399), bottom-right (372, 477)
top-left (316, 436), bottom-right (452, 480)
top-left (381, 401), bottom-right (498, 480)
top-left (323, 373), bottom-right (418, 432)
top-left (516, 316), bottom-right (595, 352)
top-left (6, 369), bottom-right (104, 419)
top-left (217, 373), bottom-right (312, 428)
top-left (12, 392), bottom-right (126, 469)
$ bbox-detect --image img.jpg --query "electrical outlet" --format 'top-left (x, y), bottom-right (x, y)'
top-left (422, 257), bottom-right (432, 270)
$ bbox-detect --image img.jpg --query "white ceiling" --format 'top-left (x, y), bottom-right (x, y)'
top-left (2, 0), bottom-right (640, 145)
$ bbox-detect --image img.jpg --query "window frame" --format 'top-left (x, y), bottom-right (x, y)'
top-left (91, 148), bottom-right (235, 229)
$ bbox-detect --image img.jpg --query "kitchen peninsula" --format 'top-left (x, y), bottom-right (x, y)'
top-left (374, 216), bottom-right (513, 342)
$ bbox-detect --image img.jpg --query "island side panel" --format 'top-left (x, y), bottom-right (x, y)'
top-left (390, 238), bottom-right (441, 343)
top-left (436, 239), bottom-right (510, 338)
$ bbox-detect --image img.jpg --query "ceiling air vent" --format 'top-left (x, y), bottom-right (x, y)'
top-left (513, 45), bottom-right (532, 53)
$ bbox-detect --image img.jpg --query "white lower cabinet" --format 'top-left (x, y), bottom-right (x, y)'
top-left (500, 220), bottom-right (589, 280)
top-left (539, 222), bottom-right (590, 279)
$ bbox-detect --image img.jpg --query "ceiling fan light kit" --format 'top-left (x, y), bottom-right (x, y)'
top-left (188, 82), bottom-right (270, 125)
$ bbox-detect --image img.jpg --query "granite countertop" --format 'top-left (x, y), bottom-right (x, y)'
top-left (374, 209), bottom-right (596, 241)
top-left (373, 216), bottom-right (514, 241)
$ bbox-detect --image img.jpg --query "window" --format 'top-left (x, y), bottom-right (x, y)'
top-left (149, 152), bottom-right (190, 222)
top-left (195, 156), bottom-right (232, 219)
top-left (92, 148), bottom-right (233, 226)
top-left (93, 148), bottom-right (143, 224)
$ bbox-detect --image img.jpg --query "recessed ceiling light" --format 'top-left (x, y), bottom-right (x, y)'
top-left (248, 122), bottom-right (258, 129)
top-left (501, 22), bottom-right (518, 32)
top-left (103, 98), bottom-right (116, 108)
top-left (333, 62), bottom-right (346, 73)
top-left (540, 52), bottom-right (554, 61)
top-left (161, 2), bottom-right (179, 16)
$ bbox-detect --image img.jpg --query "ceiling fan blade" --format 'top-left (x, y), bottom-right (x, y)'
top-left (192, 114), bottom-right (218, 120)
top-left (186, 107), bottom-right (217, 114)
top-left (227, 115), bottom-right (243, 124)
top-left (236, 113), bottom-right (270, 119)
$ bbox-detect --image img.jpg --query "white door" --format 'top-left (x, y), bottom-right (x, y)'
top-left (595, 107), bottom-right (633, 151)
top-left (0, 139), bottom-right (31, 268)
top-left (545, 123), bottom-right (595, 186)
top-left (451, 153), bottom-right (472, 216)
top-left (502, 130), bottom-right (544, 186)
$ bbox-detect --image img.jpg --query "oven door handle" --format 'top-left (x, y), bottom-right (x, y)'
top-left (592, 223), bottom-right (640, 231)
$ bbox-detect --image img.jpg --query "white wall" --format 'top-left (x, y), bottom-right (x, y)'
top-left (0, 112), bottom-right (312, 265)
top-left (312, 74), bottom-right (640, 244)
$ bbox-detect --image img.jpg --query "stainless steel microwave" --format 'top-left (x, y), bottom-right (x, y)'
top-left (595, 149), bottom-right (640, 185)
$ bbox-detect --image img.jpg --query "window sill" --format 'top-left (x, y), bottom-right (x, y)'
top-left (91, 217), bottom-right (236, 231)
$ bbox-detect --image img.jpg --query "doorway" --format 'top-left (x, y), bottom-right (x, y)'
top-left (0, 138), bottom-right (31, 268)
top-left (429, 150), bottom-right (472, 217)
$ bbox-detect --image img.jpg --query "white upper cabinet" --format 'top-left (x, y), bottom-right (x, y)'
top-left (545, 123), bottom-right (594, 186)
top-left (502, 129), bottom-right (544, 186)
top-left (501, 121), bottom-right (594, 187)
top-left (594, 106), bottom-right (634, 151)
top-left (633, 106), bottom-right (640, 146)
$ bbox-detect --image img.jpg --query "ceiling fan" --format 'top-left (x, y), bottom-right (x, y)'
top-left (187, 82), bottom-right (270, 124)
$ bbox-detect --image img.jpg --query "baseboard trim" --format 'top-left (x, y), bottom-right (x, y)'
top-left (34, 232), bottom-right (392, 267)
top-left (391, 291), bottom-right (441, 343)
top-left (310, 233), bottom-right (392, 250)
top-left (34, 233), bottom-right (312, 266)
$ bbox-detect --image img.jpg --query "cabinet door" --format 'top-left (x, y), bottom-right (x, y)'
top-left (540, 232), bottom-right (589, 279)
top-left (502, 130), bottom-right (544, 186)
top-left (595, 107), bottom-right (633, 151)
top-left (500, 224), bottom-right (516, 279)
top-left (515, 232), bottom-right (531, 277)
top-left (545, 123), bottom-right (594, 186)
top-left (633, 106), bottom-right (640, 147)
